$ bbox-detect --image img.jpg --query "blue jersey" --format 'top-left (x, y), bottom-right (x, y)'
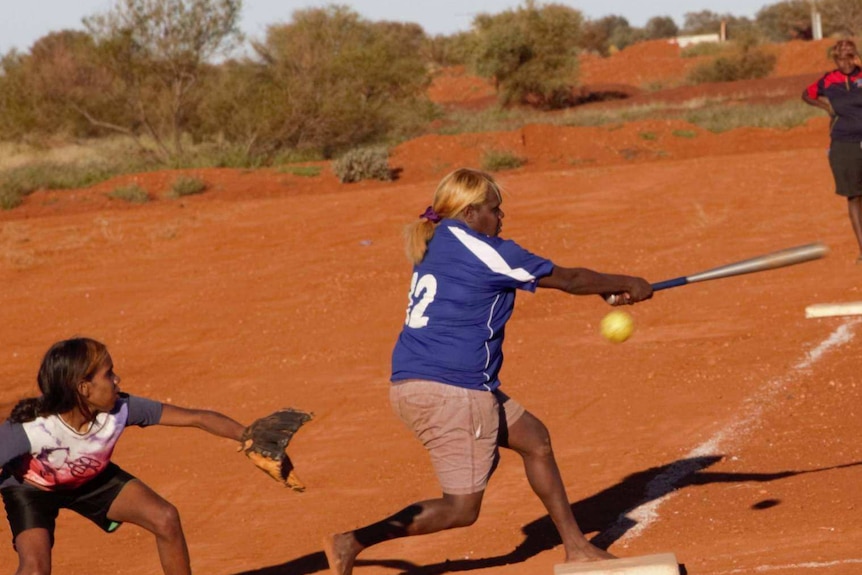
top-left (391, 218), bottom-right (555, 391)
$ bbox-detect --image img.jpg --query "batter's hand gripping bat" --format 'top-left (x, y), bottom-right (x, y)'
top-left (650, 242), bottom-right (828, 292)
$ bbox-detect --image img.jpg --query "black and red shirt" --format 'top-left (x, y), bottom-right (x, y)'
top-left (806, 67), bottom-right (862, 142)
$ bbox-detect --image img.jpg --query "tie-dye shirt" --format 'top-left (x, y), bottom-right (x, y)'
top-left (0, 394), bottom-right (162, 490)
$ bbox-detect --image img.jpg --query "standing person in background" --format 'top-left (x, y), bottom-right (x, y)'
top-left (0, 337), bottom-right (246, 575)
top-left (803, 39), bottom-right (862, 262)
top-left (324, 168), bottom-right (653, 575)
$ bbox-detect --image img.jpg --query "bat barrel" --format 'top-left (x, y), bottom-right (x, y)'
top-left (686, 242), bottom-right (828, 284)
top-left (651, 242), bottom-right (829, 293)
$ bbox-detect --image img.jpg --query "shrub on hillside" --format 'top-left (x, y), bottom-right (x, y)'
top-left (680, 42), bottom-right (728, 58)
top-left (0, 161), bottom-right (117, 210)
top-left (333, 147), bottom-right (393, 183)
top-left (687, 40), bottom-right (776, 84)
top-left (481, 149), bottom-right (526, 172)
top-left (108, 184), bottom-right (150, 203)
top-left (169, 176), bottom-right (208, 197)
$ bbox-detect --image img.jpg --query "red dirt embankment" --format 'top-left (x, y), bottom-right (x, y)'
top-left (430, 38), bottom-right (835, 110)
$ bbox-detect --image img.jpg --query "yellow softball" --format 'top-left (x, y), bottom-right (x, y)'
top-left (600, 310), bottom-right (635, 343)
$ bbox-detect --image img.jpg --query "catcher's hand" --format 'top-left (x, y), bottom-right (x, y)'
top-left (241, 408), bottom-right (313, 492)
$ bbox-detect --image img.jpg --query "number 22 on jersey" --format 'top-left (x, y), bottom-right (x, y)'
top-left (405, 272), bottom-right (437, 328)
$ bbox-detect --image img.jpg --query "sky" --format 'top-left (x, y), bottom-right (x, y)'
top-left (0, 0), bottom-right (776, 55)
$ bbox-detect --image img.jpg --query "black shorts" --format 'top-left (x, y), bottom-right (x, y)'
top-left (1, 463), bottom-right (135, 548)
top-left (828, 140), bottom-right (862, 198)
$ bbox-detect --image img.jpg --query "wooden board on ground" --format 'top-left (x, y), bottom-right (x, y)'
top-left (554, 552), bottom-right (680, 575)
top-left (805, 301), bottom-right (862, 318)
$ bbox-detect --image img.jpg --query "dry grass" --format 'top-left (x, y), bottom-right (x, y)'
top-left (0, 137), bottom-right (139, 171)
top-left (0, 95), bottom-right (824, 210)
top-left (0, 137), bottom-right (160, 210)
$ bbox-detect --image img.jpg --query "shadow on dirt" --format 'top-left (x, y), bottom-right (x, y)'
top-left (571, 84), bottom-right (640, 106)
top-left (232, 456), bottom-right (862, 575)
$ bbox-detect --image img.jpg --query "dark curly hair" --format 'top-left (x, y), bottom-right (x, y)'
top-left (832, 39), bottom-right (858, 60)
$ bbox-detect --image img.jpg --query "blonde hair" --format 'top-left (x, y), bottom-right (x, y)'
top-left (404, 168), bottom-right (502, 264)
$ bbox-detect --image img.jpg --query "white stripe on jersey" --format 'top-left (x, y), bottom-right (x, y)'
top-left (448, 227), bottom-right (537, 282)
top-left (482, 294), bottom-right (501, 385)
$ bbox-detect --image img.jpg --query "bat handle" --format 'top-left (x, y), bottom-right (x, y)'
top-left (651, 277), bottom-right (688, 291)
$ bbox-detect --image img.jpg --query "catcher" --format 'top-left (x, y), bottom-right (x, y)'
top-left (0, 337), bottom-right (312, 575)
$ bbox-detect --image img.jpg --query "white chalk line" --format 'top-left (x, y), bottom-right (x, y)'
top-left (601, 318), bottom-right (861, 546)
top-left (714, 557), bottom-right (862, 573)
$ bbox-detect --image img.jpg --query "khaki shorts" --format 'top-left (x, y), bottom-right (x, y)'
top-left (390, 379), bottom-right (525, 495)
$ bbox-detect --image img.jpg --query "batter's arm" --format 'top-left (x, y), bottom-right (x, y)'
top-left (537, 266), bottom-right (652, 304)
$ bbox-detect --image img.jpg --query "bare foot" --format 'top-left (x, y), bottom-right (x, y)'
top-left (322, 533), bottom-right (359, 575)
top-left (564, 543), bottom-right (615, 563)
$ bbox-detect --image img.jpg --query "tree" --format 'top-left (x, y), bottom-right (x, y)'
top-left (472, 1), bottom-right (583, 108)
top-left (756, 0), bottom-right (812, 41)
top-left (424, 31), bottom-right (479, 67)
top-left (0, 51), bottom-right (36, 139)
top-left (819, 0), bottom-right (862, 37)
top-left (0, 31), bottom-right (131, 140)
top-left (233, 6), bottom-right (432, 157)
top-left (195, 58), bottom-right (280, 161)
top-left (81, 0), bottom-right (243, 161)
top-left (581, 15), bottom-right (635, 55)
top-left (682, 10), bottom-right (725, 34)
top-left (644, 16), bottom-right (679, 40)
top-left (28, 31), bottom-right (130, 136)
top-left (683, 10), bottom-right (757, 39)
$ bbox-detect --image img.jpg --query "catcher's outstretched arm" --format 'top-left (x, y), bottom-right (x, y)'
top-left (158, 404), bottom-right (245, 441)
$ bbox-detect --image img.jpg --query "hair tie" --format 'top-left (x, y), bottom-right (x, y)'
top-left (420, 206), bottom-right (442, 223)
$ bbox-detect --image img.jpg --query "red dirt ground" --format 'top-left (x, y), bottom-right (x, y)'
top-left (2, 39), bottom-right (861, 575)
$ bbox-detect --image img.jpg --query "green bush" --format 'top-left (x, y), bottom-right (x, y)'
top-left (687, 44), bottom-right (776, 84)
top-left (0, 161), bottom-right (118, 210)
top-left (0, 187), bottom-right (22, 210)
top-left (233, 7), bottom-right (433, 157)
top-left (108, 184), bottom-right (149, 203)
top-left (472, 3), bottom-right (582, 108)
top-left (333, 147), bottom-right (393, 183)
top-left (481, 149), bottom-right (526, 171)
top-left (169, 176), bottom-right (208, 197)
top-left (680, 42), bottom-right (727, 58)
